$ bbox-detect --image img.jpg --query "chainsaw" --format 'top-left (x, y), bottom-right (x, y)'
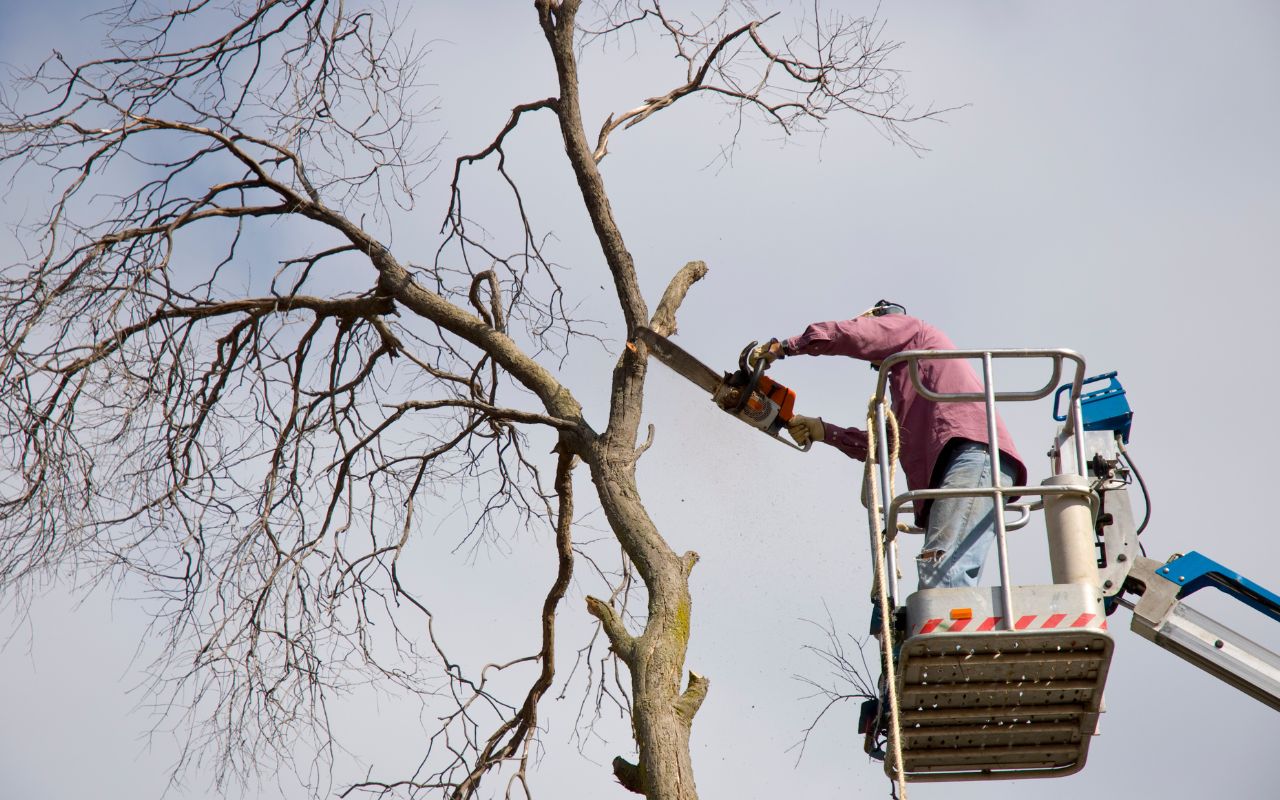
top-left (635, 327), bottom-right (809, 452)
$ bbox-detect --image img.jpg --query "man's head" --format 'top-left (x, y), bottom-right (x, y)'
top-left (863, 300), bottom-right (906, 371)
top-left (863, 299), bottom-right (906, 317)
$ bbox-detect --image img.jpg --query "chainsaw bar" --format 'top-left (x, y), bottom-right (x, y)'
top-left (635, 326), bottom-right (723, 395)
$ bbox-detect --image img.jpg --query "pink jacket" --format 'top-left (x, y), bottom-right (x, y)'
top-left (784, 315), bottom-right (1027, 520)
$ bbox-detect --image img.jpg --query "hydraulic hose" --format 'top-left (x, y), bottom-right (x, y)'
top-left (1117, 439), bottom-right (1151, 536)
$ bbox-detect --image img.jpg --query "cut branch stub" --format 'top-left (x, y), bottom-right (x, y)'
top-left (585, 595), bottom-right (635, 663)
top-left (612, 755), bottom-right (646, 795)
top-left (675, 671), bottom-right (710, 726)
top-left (681, 550), bottom-right (700, 577)
top-left (649, 260), bottom-right (709, 337)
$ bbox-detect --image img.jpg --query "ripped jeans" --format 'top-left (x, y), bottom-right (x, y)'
top-left (917, 441), bottom-right (1018, 590)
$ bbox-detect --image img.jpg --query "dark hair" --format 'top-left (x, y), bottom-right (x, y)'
top-left (871, 299), bottom-right (906, 316)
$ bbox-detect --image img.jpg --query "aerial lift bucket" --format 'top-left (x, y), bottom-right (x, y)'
top-left (864, 357), bottom-right (1280, 790)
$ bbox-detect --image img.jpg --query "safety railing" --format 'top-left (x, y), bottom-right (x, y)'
top-left (866, 349), bottom-right (1090, 620)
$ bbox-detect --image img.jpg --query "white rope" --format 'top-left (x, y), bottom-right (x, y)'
top-left (863, 396), bottom-right (909, 797)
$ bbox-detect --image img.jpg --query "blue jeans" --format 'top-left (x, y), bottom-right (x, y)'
top-left (917, 441), bottom-right (1018, 590)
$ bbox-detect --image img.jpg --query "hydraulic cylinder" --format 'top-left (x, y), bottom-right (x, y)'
top-left (1041, 475), bottom-right (1099, 586)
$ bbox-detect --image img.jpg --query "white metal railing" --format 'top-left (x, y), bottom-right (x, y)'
top-left (866, 348), bottom-right (1090, 623)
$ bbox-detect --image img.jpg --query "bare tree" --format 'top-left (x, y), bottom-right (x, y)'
top-left (0, 2), bottom-right (939, 798)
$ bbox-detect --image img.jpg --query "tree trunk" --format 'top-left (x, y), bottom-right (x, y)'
top-left (586, 455), bottom-right (707, 800)
top-left (533, 3), bottom-right (709, 796)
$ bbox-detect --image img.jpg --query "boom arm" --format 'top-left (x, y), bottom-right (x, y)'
top-left (1124, 552), bottom-right (1280, 711)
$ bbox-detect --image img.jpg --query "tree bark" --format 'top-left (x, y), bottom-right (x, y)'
top-left (585, 457), bottom-right (703, 800)
top-left (534, 3), bottom-right (708, 797)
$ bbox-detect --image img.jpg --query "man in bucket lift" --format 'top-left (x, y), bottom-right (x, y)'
top-left (752, 301), bottom-right (1027, 590)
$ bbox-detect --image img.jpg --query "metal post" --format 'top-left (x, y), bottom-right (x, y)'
top-left (874, 400), bottom-right (899, 605)
top-left (1072, 395), bottom-right (1087, 477)
top-left (982, 353), bottom-right (1015, 631)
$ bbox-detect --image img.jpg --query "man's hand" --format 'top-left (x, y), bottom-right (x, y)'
top-left (787, 415), bottom-right (825, 447)
top-left (747, 338), bottom-right (784, 369)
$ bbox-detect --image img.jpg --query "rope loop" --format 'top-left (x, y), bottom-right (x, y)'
top-left (862, 394), bottom-right (909, 796)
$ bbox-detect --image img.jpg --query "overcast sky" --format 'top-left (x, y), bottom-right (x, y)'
top-left (2, 1), bottom-right (1278, 799)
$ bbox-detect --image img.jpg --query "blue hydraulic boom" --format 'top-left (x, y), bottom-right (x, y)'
top-left (1126, 550), bottom-right (1280, 711)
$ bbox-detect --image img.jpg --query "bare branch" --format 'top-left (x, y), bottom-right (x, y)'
top-left (649, 260), bottom-right (709, 337)
top-left (585, 595), bottom-right (636, 663)
top-left (583, 3), bottom-right (953, 161)
top-left (441, 445), bottom-right (578, 800)
top-left (394, 399), bottom-right (577, 431)
top-left (791, 612), bottom-right (879, 764)
top-left (59, 294), bottom-right (395, 374)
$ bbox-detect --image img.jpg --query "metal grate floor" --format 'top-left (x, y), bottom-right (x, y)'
top-left (891, 629), bottom-right (1113, 781)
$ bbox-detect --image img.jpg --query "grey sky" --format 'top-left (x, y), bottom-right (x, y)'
top-left (2, 1), bottom-right (1278, 799)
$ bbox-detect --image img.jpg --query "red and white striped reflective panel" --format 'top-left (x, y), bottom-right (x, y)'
top-left (915, 613), bottom-right (1106, 635)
